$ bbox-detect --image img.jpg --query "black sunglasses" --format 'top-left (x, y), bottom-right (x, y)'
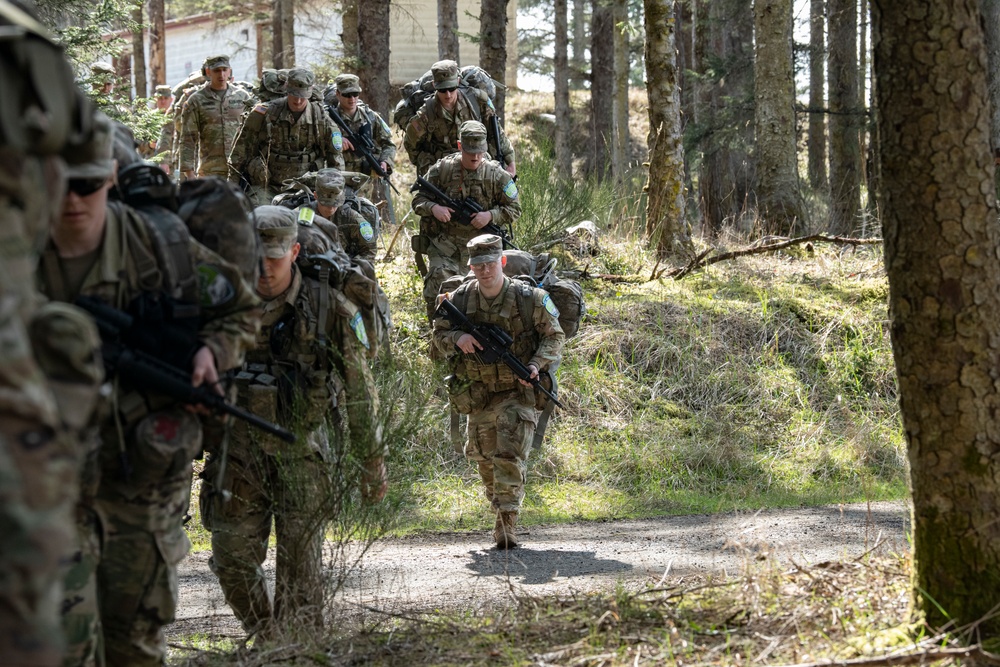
top-left (439, 87), bottom-right (458, 93)
top-left (340, 91), bottom-right (360, 98)
top-left (67, 177), bottom-right (109, 197)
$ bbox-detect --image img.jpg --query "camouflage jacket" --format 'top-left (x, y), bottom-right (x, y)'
top-left (333, 102), bottom-right (396, 176)
top-left (179, 84), bottom-right (254, 178)
top-left (301, 201), bottom-right (377, 261)
top-left (411, 152), bottom-right (521, 244)
top-left (403, 89), bottom-right (513, 176)
top-left (230, 98), bottom-right (345, 188)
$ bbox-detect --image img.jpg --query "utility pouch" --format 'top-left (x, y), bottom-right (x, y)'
top-left (446, 374), bottom-right (475, 415)
top-left (410, 233), bottom-right (430, 255)
top-left (246, 382), bottom-right (282, 455)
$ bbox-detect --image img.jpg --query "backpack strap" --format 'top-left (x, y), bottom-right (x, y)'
top-left (459, 88), bottom-right (481, 122)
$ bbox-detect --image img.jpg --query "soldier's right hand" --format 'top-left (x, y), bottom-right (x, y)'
top-left (456, 333), bottom-right (483, 355)
top-left (432, 204), bottom-right (453, 223)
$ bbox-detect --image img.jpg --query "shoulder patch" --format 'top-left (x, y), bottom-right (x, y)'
top-left (298, 207), bottom-right (315, 226)
top-left (253, 103), bottom-right (268, 114)
top-left (349, 311), bottom-right (370, 349)
top-left (359, 219), bottom-right (375, 241)
top-left (197, 264), bottom-right (236, 307)
top-left (331, 128), bottom-right (343, 151)
top-left (486, 97), bottom-right (495, 111)
top-left (378, 115), bottom-right (391, 134)
top-left (542, 293), bottom-right (560, 319)
top-left (503, 179), bottom-right (518, 200)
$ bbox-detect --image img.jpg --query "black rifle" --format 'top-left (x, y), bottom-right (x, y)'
top-left (436, 297), bottom-right (562, 408)
top-left (488, 115), bottom-right (513, 179)
top-left (327, 106), bottom-right (400, 196)
top-left (76, 295), bottom-right (296, 444)
top-left (412, 175), bottom-right (518, 250)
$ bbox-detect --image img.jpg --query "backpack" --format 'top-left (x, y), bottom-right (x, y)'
top-left (438, 249), bottom-right (585, 340)
top-left (273, 171), bottom-right (381, 236)
top-left (177, 177), bottom-right (260, 287)
top-left (391, 65), bottom-right (497, 131)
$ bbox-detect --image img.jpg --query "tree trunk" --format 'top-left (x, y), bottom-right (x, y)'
top-left (644, 0), bottom-right (692, 259)
top-left (358, 0), bottom-right (390, 115)
top-left (590, 0), bottom-right (614, 181)
top-left (341, 0), bottom-right (359, 66)
top-left (872, 0), bottom-right (1000, 637)
top-left (753, 0), bottom-right (803, 235)
top-left (148, 0), bottom-right (165, 88)
top-left (480, 0), bottom-right (509, 120)
top-left (727, 0), bottom-right (755, 230)
top-left (828, 0), bottom-right (860, 234)
top-left (675, 0), bottom-right (695, 192)
top-left (554, 0), bottom-right (572, 167)
top-left (131, 3), bottom-right (147, 98)
top-left (438, 0), bottom-right (460, 62)
top-left (807, 0), bottom-right (826, 190)
top-left (272, 0), bottom-right (295, 68)
top-left (612, 0), bottom-right (629, 182)
top-left (571, 0), bottom-right (587, 89)
top-left (982, 0), bottom-right (1000, 161)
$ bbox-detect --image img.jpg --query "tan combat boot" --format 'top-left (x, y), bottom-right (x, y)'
top-left (493, 510), bottom-right (518, 548)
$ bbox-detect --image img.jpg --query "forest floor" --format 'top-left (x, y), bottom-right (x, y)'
top-left (167, 500), bottom-right (909, 652)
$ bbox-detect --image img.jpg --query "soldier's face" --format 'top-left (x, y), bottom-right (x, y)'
top-left (287, 94), bottom-right (308, 113)
top-left (338, 90), bottom-right (359, 113)
top-left (155, 95), bottom-right (173, 111)
top-left (258, 243), bottom-right (300, 298)
top-left (208, 67), bottom-right (230, 90)
top-left (470, 257), bottom-right (504, 291)
top-left (58, 177), bottom-right (111, 238)
top-left (460, 150), bottom-right (484, 171)
top-left (436, 87), bottom-right (458, 109)
top-left (316, 202), bottom-right (336, 218)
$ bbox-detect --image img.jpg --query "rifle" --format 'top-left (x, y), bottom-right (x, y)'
top-left (488, 115), bottom-right (513, 178)
top-left (76, 295), bottom-right (296, 444)
top-left (327, 106), bottom-right (400, 196)
top-left (412, 175), bottom-right (518, 250)
top-left (436, 297), bottom-right (562, 408)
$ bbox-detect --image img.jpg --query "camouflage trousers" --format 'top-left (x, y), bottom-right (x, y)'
top-left (61, 506), bottom-right (103, 667)
top-left (421, 233), bottom-right (470, 323)
top-left (95, 408), bottom-right (202, 667)
top-left (200, 445), bottom-right (328, 639)
top-left (463, 386), bottom-right (538, 512)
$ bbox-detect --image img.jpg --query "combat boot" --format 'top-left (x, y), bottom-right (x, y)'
top-left (493, 510), bottom-right (518, 548)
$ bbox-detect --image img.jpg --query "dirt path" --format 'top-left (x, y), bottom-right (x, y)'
top-left (168, 500), bottom-right (909, 643)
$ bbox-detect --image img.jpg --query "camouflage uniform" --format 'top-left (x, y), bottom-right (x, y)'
top-left (179, 55), bottom-right (253, 180)
top-left (411, 121), bottom-right (520, 322)
top-left (299, 169), bottom-right (377, 261)
top-left (328, 74), bottom-right (396, 179)
top-left (151, 85), bottom-right (175, 167)
top-left (200, 207), bottom-right (382, 639)
top-left (37, 123), bottom-right (260, 666)
top-left (167, 72), bottom-right (208, 175)
top-left (432, 235), bottom-right (564, 547)
top-left (0, 4), bottom-right (103, 665)
top-left (403, 60), bottom-right (514, 176)
top-left (230, 68), bottom-right (344, 207)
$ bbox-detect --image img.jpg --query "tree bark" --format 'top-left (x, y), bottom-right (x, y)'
top-left (571, 0), bottom-right (587, 89)
top-left (438, 0), bottom-right (460, 62)
top-left (807, 0), bottom-right (827, 190)
top-left (675, 0), bottom-right (694, 189)
top-left (341, 0), bottom-right (359, 66)
top-left (131, 3), bottom-right (147, 99)
top-left (753, 0), bottom-right (803, 235)
top-left (272, 0), bottom-right (295, 68)
top-left (480, 0), bottom-right (509, 120)
top-left (554, 0), bottom-right (572, 167)
top-left (358, 0), bottom-right (390, 115)
top-left (644, 0), bottom-right (692, 259)
top-left (873, 0), bottom-right (1000, 636)
top-left (982, 0), bottom-right (1000, 161)
top-left (611, 0), bottom-right (629, 182)
top-left (589, 0), bottom-right (614, 181)
top-left (828, 0), bottom-right (860, 234)
top-left (148, 0), bottom-right (165, 88)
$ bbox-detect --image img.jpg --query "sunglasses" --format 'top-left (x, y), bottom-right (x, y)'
top-left (67, 177), bottom-right (109, 197)
top-left (439, 87), bottom-right (458, 93)
top-left (340, 91), bottom-right (360, 98)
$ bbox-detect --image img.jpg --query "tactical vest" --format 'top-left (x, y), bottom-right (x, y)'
top-left (265, 101), bottom-right (328, 183)
top-left (424, 155), bottom-right (497, 242)
top-left (420, 91), bottom-right (483, 163)
top-left (449, 279), bottom-right (538, 391)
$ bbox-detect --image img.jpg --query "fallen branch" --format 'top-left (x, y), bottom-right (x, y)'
top-left (669, 234), bottom-right (882, 280)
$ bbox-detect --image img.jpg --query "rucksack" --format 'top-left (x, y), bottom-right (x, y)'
top-left (391, 65), bottom-right (497, 131)
top-left (273, 171), bottom-right (381, 235)
top-left (177, 177), bottom-right (260, 287)
top-left (438, 249), bottom-right (585, 339)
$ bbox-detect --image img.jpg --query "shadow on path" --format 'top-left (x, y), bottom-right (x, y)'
top-left (465, 547), bottom-right (632, 585)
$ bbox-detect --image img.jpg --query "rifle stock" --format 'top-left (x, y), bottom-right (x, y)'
top-left (436, 297), bottom-right (562, 408)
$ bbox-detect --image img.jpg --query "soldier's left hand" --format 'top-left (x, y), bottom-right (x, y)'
top-left (518, 364), bottom-right (539, 387)
top-left (188, 346), bottom-right (223, 414)
top-left (343, 137), bottom-right (355, 152)
top-left (470, 211), bottom-right (493, 229)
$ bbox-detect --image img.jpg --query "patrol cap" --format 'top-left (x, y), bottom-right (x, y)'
top-left (431, 59), bottom-right (460, 90)
top-left (467, 234), bottom-right (503, 266)
top-left (65, 112), bottom-right (115, 180)
top-left (335, 73), bottom-right (361, 94)
top-left (286, 68), bottom-right (315, 98)
top-left (459, 120), bottom-right (488, 154)
top-left (154, 84), bottom-right (173, 97)
top-left (255, 206), bottom-right (300, 258)
top-left (90, 61), bottom-right (114, 76)
top-left (315, 168), bottom-right (346, 208)
top-left (204, 54), bottom-right (231, 70)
